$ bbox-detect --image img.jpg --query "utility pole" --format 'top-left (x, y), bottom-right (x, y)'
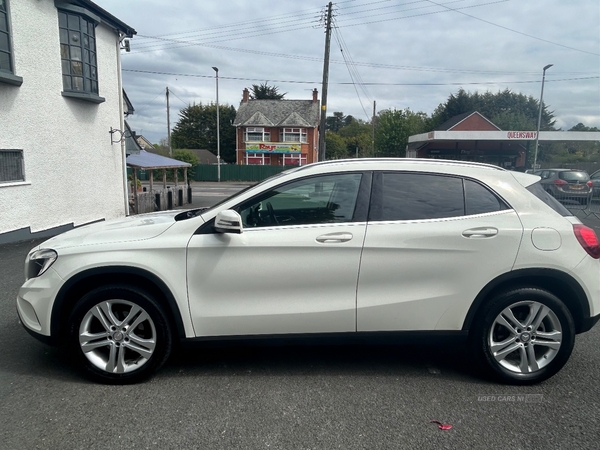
top-left (166, 86), bottom-right (172, 157)
top-left (318, 1), bottom-right (333, 162)
top-left (372, 100), bottom-right (376, 157)
top-left (212, 67), bottom-right (221, 182)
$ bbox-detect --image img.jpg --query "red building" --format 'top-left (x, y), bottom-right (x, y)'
top-left (233, 88), bottom-right (320, 166)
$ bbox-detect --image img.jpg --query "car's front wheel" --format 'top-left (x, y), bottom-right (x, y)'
top-left (471, 288), bottom-right (575, 384)
top-left (68, 285), bottom-right (172, 384)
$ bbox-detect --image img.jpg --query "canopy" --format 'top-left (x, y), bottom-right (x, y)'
top-left (126, 150), bottom-right (191, 170)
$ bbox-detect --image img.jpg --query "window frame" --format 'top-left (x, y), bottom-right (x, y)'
top-left (0, 0), bottom-right (22, 86)
top-left (244, 127), bottom-right (270, 142)
top-left (233, 171), bottom-right (372, 229)
top-left (0, 149), bottom-right (25, 184)
top-left (245, 153), bottom-right (272, 165)
top-left (57, 6), bottom-right (105, 103)
top-left (279, 128), bottom-right (307, 143)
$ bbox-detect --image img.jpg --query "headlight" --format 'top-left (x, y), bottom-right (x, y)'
top-left (26, 249), bottom-right (58, 280)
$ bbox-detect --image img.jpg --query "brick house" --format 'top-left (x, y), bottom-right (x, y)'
top-left (232, 88), bottom-right (320, 166)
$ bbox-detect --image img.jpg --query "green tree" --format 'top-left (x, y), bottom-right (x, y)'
top-left (326, 112), bottom-right (355, 132)
top-left (430, 88), bottom-right (555, 131)
top-left (249, 83), bottom-right (286, 100)
top-left (325, 133), bottom-right (348, 159)
top-left (170, 102), bottom-right (237, 163)
top-left (375, 108), bottom-right (429, 157)
top-left (153, 137), bottom-right (169, 153)
top-left (151, 149), bottom-right (199, 182)
top-left (547, 123), bottom-right (600, 164)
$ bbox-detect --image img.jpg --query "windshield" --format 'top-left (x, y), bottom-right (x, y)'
top-left (201, 167), bottom-right (302, 213)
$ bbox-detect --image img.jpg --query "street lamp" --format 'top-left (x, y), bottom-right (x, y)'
top-left (533, 64), bottom-right (553, 171)
top-left (212, 66), bottom-right (221, 182)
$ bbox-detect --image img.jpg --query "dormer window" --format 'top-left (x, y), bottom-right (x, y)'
top-left (245, 127), bottom-right (270, 142)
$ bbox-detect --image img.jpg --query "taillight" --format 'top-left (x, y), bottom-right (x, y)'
top-left (573, 224), bottom-right (600, 259)
top-left (587, 181), bottom-right (593, 188)
top-left (554, 179), bottom-right (567, 187)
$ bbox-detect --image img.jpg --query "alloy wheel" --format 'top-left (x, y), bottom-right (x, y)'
top-left (78, 300), bottom-right (157, 374)
top-left (488, 300), bottom-right (562, 374)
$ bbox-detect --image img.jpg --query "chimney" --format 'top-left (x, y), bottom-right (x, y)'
top-left (312, 88), bottom-right (318, 103)
top-left (242, 88), bottom-right (249, 103)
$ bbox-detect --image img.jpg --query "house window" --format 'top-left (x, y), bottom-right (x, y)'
top-left (0, 150), bottom-right (24, 183)
top-left (245, 128), bottom-right (270, 142)
top-left (0, 0), bottom-right (20, 85)
top-left (0, 0), bottom-right (13, 73)
top-left (58, 11), bottom-right (98, 95)
top-left (282, 153), bottom-right (307, 166)
top-left (280, 128), bottom-right (307, 143)
top-left (245, 153), bottom-right (271, 165)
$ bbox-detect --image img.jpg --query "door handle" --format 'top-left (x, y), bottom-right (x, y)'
top-left (316, 232), bottom-right (353, 243)
top-left (462, 227), bottom-right (498, 238)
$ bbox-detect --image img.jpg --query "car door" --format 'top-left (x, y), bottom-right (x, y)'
top-left (187, 172), bottom-right (370, 337)
top-left (356, 172), bottom-right (523, 332)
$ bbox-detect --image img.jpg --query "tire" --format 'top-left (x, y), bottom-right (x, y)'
top-left (470, 288), bottom-right (575, 385)
top-left (68, 284), bottom-right (173, 384)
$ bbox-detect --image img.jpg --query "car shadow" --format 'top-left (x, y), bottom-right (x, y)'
top-left (162, 340), bottom-right (489, 384)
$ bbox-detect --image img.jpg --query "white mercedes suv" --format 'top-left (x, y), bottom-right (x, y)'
top-left (17, 159), bottom-right (600, 384)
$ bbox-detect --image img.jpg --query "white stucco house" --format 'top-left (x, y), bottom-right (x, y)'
top-left (0, 0), bottom-right (135, 243)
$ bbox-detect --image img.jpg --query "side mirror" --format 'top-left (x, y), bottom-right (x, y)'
top-left (214, 210), bottom-right (243, 234)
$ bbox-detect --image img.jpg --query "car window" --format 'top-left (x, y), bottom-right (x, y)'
top-left (591, 172), bottom-right (600, 180)
top-left (464, 179), bottom-right (509, 215)
top-left (560, 171), bottom-right (589, 182)
top-left (237, 173), bottom-right (362, 228)
top-left (371, 173), bottom-right (509, 221)
top-left (378, 173), bottom-right (464, 221)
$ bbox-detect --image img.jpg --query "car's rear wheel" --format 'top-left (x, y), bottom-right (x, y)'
top-left (68, 285), bottom-right (172, 384)
top-left (471, 288), bottom-right (575, 384)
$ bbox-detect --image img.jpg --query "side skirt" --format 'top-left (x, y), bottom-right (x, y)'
top-left (179, 330), bottom-right (469, 349)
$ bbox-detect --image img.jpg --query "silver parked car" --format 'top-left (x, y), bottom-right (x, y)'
top-left (537, 169), bottom-right (592, 205)
top-left (589, 169), bottom-right (600, 198)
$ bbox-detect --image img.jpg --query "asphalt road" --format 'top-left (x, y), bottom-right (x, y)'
top-left (2, 185), bottom-right (600, 449)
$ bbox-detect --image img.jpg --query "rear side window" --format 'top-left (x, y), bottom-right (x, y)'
top-left (526, 182), bottom-right (571, 217)
top-left (373, 173), bottom-right (508, 221)
top-left (465, 179), bottom-right (508, 215)
top-left (560, 171), bottom-right (589, 182)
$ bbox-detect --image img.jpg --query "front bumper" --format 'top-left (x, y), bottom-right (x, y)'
top-left (17, 268), bottom-right (64, 339)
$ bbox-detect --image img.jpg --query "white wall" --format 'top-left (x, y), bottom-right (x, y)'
top-left (0, 0), bottom-right (127, 238)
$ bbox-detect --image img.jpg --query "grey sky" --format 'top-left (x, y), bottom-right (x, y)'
top-left (95, 0), bottom-right (600, 145)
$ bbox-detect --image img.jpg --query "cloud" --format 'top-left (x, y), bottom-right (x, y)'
top-left (96, 0), bottom-right (600, 144)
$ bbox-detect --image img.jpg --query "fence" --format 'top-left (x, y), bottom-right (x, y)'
top-left (130, 186), bottom-right (191, 214)
top-left (130, 165), bottom-right (291, 182)
top-left (539, 162), bottom-right (600, 174)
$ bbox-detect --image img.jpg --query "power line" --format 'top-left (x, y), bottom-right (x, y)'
top-left (332, 19), bottom-right (372, 119)
top-left (124, 43), bottom-right (596, 77)
top-left (126, 1), bottom-right (500, 53)
top-left (122, 69), bottom-right (599, 86)
top-left (334, 0), bottom-right (507, 25)
top-left (424, 0), bottom-right (600, 57)
top-left (132, 15), bottom-right (321, 51)
top-left (135, 8), bottom-right (323, 41)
